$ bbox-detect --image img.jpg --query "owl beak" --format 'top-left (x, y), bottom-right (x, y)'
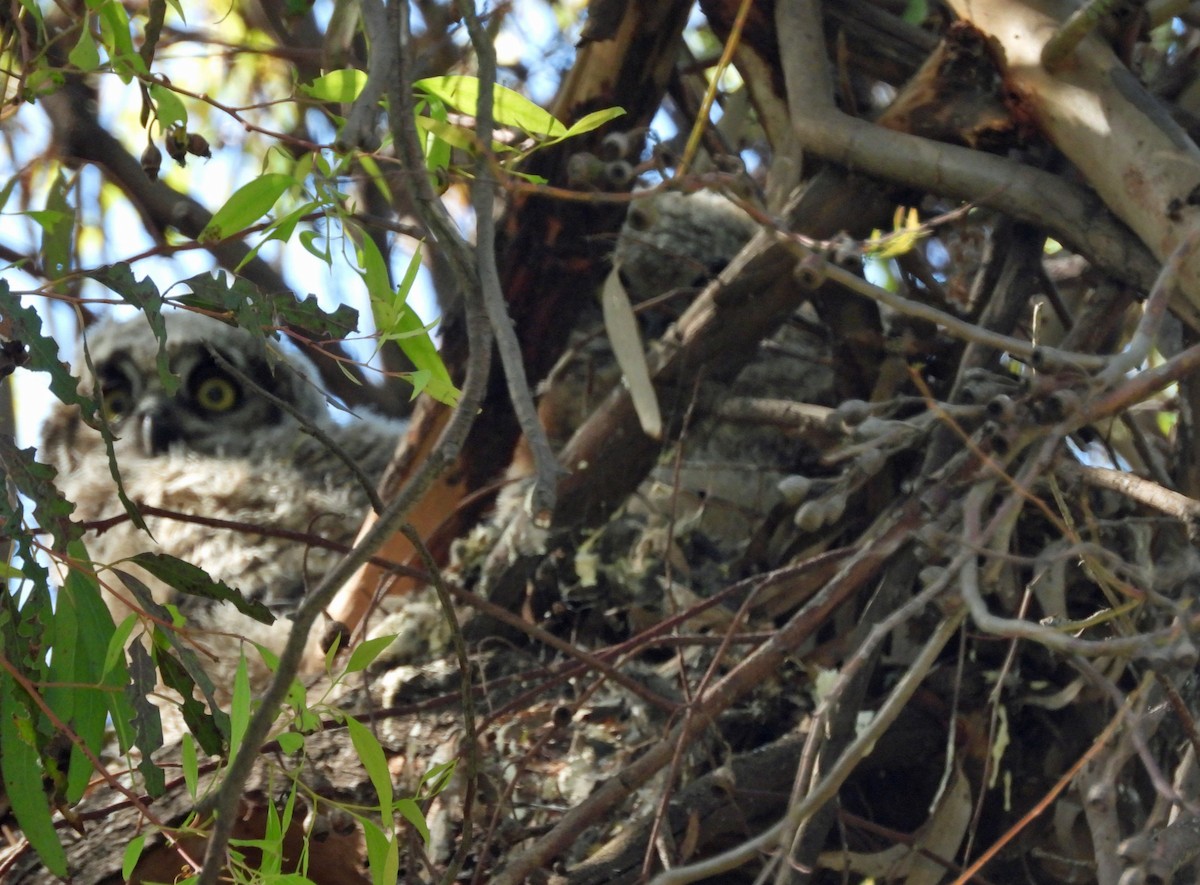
top-left (134, 399), bottom-right (184, 456)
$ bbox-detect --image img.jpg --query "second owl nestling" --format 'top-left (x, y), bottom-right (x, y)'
top-left (41, 311), bottom-right (400, 681)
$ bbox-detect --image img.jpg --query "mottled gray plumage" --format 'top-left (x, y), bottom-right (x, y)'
top-left (41, 311), bottom-right (399, 681)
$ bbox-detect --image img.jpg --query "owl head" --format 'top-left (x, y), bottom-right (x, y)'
top-left (43, 311), bottom-right (329, 467)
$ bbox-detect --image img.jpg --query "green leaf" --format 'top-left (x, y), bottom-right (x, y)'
top-left (418, 759), bottom-right (456, 797)
top-left (301, 69), bottom-right (368, 103)
top-left (132, 552), bottom-right (275, 624)
top-left (395, 798), bottom-right (430, 844)
top-left (177, 271), bottom-right (360, 341)
top-left (299, 229), bottom-right (332, 265)
top-left (0, 285), bottom-right (95, 422)
top-left (344, 634), bottom-right (396, 674)
top-left (149, 632), bottom-right (227, 756)
top-left (123, 834), bottom-right (148, 880)
top-left (181, 732), bottom-right (199, 798)
top-left (385, 309), bottom-right (458, 406)
top-left (16, 0), bottom-right (44, 39)
top-left (346, 716), bottom-right (392, 813)
top-left (262, 200), bottom-right (320, 248)
top-left (414, 115), bottom-right (514, 155)
top-left (0, 435), bottom-right (80, 549)
top-left (902, 0), bottom-right (929, 24)
top-left (125, 642), bottom-right (166, 794)
top-left (415, 98), bottom-right (452, 187)
top-left (68, 25), bottom-right (101, 71)
top-left (228, 654), bottom-right (251, 767)
top-left (561, 106), bottom-right (627, 139)
top-left (85, 265), bottom-right (172, 394)
top-left (276, 731), bottom-right (305, 754)
top-left (122, 570), bottom-right (228, 753)
top-left (39, 169), bottom-right (74, 282)
top-left (49, 544), bottom-right (114, 802)
top-left (361, 819), bottom-right (396, 885)
top-left (360, 241), bottom-right (459, 406)
top-left (122, 829), bottom-right (148, 877)
top-left (97, 0), bottom-right (145, 81)
top-left (150, 82), bottom-right (188, 132)
top-left (0, 672), bottom-right (68, 877)
top-left (197, 173), bottom-right (295, 244)
top-left (414, 76), bottom-right (567, 139)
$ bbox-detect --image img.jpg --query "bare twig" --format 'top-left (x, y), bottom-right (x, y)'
top-left (454, 0), bottom-right (558, 526)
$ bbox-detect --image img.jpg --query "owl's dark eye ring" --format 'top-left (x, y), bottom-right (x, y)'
top-left (100, 386), bottom-right (132, 423)
top-left (193, 375), bottom-right (240, 412)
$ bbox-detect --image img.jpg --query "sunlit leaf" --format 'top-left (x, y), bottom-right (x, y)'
top-left (344, 634), bottom-right (397, 674)
top-left (302, 69), bottom-right (368, 103)
top-left (418, 759), bottom-right (456, 797)
top-left (561, 106), bottom-right (627, 139)
top-left (414, 75), bottom-right (567, 139)
top-left (197, 173), bottom-right (295, 244)
top-left (360, 240), bottom-right (459, 405)
top-left (361, 819), bottom-right (394, 883)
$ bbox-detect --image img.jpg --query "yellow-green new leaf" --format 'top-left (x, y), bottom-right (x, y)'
top-left (198, 173), bottom-right (294, 244)
top-left (562, 106), bottom-right (627, 139)
top-left (302, 69), bottom-right (368, 103)
top-left (415, 75), bottom-right (567, 139)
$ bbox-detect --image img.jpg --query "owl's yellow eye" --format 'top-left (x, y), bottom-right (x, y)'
top-left (194, 375), bottom-right (239, 412)
top-left (100, 387), bottom-right (132, 422)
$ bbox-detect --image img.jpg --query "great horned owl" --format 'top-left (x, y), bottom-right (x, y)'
top-left (40, 311), bottom-right (400, 683)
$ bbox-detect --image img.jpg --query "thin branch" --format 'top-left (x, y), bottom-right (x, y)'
top-left (774, 2), bottom-right (1161, 295)
top-left (454, 0), bottom-right (558, 526)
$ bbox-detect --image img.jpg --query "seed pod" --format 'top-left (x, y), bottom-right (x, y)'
top-left (186, 132), bottom-right (212, 159)
top-left (140, 142), bottom-right (163, 180)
